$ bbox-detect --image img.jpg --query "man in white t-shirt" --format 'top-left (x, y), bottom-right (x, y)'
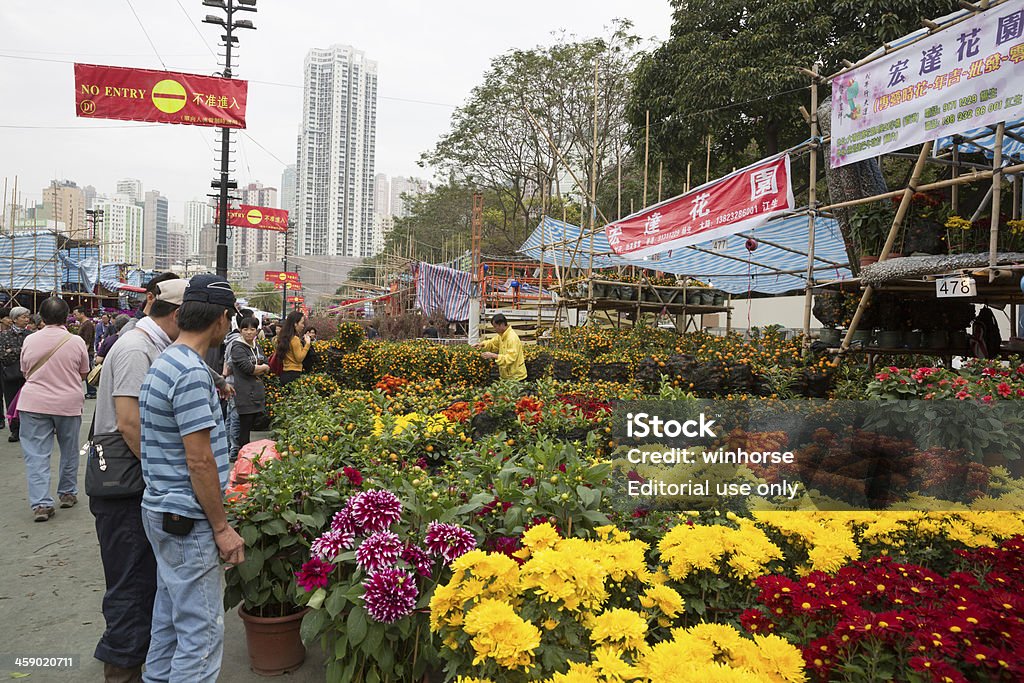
top-left (90, 279), bottom-right (185, 683)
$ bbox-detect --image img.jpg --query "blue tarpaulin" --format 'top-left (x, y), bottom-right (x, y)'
top-left (0, 232), bottom-right (61, 292)
top-left (518, 214), bottom-right (852, 295)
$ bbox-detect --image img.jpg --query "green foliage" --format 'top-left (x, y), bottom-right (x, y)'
top-left (247, 281), bottom-right (282, 313)
top-left (629, 0), bottom-right (952, 180)
top-left (425, 22), bottom-right (641, 252)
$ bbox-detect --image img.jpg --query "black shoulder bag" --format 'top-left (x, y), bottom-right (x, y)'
top-left (84, 413), bottom-right (144, 498)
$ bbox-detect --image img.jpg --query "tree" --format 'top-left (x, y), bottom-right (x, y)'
top-left (424, 22), bottom-right (642, 250)
top-left (629, 0), bottom-right (951, 182)
top-left (246, 282), bottom-right (280, 313)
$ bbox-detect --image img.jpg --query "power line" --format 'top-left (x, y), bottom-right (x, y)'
top-left (240, 132), bottom-right (289, 167)
top-left (123, 0), bottom-right (169, 71)
top-left (172, 0), bottom-right (218, 58)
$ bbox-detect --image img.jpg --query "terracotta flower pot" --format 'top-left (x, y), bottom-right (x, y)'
top-left (859, 255), bottom-right (879, 267)
top-left (238, 606), bottom-right (309, 676)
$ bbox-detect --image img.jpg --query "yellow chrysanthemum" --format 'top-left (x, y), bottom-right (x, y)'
top-left (542, 662), bottom-right (603, 683)
top-left (639, 584), bottom-right (684, 618)
top-left (591, 644), bottom-right (640, 681)
top-left (522, 522), bottom-right (561, 550)
top-left (463, 599), bottom-right (541, 671)
top-left (589, 608), bottom-right (648, 652)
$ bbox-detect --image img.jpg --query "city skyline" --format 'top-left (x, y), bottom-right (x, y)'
top-left (0, 1), bottom-right (670, 224)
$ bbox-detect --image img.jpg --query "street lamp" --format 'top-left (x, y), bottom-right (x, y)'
top-left (202, 0), bottom-right (256, 278)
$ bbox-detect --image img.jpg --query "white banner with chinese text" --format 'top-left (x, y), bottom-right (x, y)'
top-left (831, 0), bottom-right (1024, 168)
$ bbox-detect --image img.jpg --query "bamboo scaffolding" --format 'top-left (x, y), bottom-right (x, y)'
top-left (988, 122), bottom-right (1005, 281)
top-left (802, 65), bottom-right (819, 344)
top-left (840, 142), bottom-right (934, 353)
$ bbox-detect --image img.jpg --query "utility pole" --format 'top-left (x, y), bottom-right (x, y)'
top-left (202, 0), bottom-right (256, 277)
top-left (281, 221), bottom-right (289, 318)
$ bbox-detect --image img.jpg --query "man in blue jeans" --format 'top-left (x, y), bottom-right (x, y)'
top-left (138, 274), bottom-right (244, 683)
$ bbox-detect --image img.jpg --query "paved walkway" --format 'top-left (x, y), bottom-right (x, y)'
top-left (0, 401), bottom-right (324, 682)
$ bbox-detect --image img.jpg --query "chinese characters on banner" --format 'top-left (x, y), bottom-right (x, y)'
top-left (219, 205), bottom-right (289, 232)
top-left (605, 155), bottom-right (794, 257)
top-left (831, 0), bottom-right (1024, 167)
top-left (264, 271), bottom-right (302, 291)
top-left (74, 63), bottom-right (247, 128)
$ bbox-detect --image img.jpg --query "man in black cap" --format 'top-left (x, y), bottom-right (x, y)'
top-left (137, 274), bottom-right (243, 682)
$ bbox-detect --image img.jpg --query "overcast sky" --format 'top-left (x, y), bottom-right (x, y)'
top-left (0, 0), bottom-right (672, 222)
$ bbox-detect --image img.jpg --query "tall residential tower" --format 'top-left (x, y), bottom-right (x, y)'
top-left (296, 45), bottom-right (378, 258)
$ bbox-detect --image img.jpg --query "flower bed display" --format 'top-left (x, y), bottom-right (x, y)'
top-left (230, 324), bottom-right (1024, 681)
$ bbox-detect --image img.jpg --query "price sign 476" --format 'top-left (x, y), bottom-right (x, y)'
top-left (936, 275), bottom-right (977, 298)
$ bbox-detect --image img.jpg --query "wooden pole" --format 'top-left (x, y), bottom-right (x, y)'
top-left (1014, 173), bottom-right (1021, 221)
top-left (989, 122), bottom-right (1005, 281)
top-left (686, 162), bottom-right (692, 193)
top-left (657, 161), bottom-right (663, 202)
top-left (705, 134), bottom-right (712, 184)
top-left (952, 144), bottom-right (960, 215)
top-left (588, 58), bottom-right (599, 282)
top-left (614, 140), bottom-right (622, 220)
top-left (840, 142), bottom-right (933, 352)
top-left (802, 66), bottom-right (819, 346)
top-left (643, 110), bottom-right (650, 207)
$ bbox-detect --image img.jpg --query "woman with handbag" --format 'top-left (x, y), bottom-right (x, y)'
top-left (274, 310), bottom-right (311, 386)
top-left (228, 316), bottom-right (269, 451)
top-left (17, 298), bottom-right (90, 522)
top-left (0, 306), bottom-right (35, 442)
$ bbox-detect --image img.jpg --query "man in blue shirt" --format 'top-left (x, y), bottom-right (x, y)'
top-left (138, 274), bottom-right (243, 683)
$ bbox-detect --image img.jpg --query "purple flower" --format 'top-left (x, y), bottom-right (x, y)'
top-left (423, 521), bottom-right (476, 564)
top-left (331, 507), bottom-right (356, 535)
top-left (362, 568), bottom-right (418, 623)
top-left (355, 530), bottom-right (403, 572)
top-left (349, 489), bottom-right (403, 533)
top-left (484, 535), bottom-right (525, 565)
top-left (310, 529), bottom-right (355, 560)
top-left (295, 557), bottom-right (333, 592)
top-left (401, 543), bottom-right (433, 578)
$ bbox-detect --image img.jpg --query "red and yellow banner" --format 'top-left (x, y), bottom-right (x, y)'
top-left (221, 205), bottom-right (288, 232)
top-left (74, 63), bottom-right (247, 128)
top-left (265, 271), bottom-right (301, 290)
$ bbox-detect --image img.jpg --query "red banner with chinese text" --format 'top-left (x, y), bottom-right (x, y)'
top-left (265, 271), bottom-right (301, 290)
top-left (220, 205), bottom-right (288, 232)
top-left (74, 63), bottom-right (247, 128)
top-left (606, 155), bottom-right (794, 257)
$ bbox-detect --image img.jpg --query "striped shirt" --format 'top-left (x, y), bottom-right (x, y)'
top-left (139, 344), bottom-right (229, 519)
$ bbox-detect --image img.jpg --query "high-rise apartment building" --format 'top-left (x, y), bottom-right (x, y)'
top-left (93, 195), bottom-right (144, 265)
top-left (184, 200), bottom-right (214, 255)
top-left (374, 173), bottom-right (390, 217)
top-left (296, 45), bottom-right (378, 258)
top-left (143, 190), bottom-right (169, 270)
top-left (281, 165), bottom-right (297, 217)
top-left (231, 182), bottom-right (280, 271)
top-left (167, 222), bottom-right (187, 266)
top-left (116, 179), bottom-right (143, 204)
top-left (40, 180), bottom-right (87, 238)
top-left (389, 176), bottom-right (428, 219)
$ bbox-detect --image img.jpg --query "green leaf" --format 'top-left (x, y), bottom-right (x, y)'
top-left (375, 645), bottom-right (394, 673)
top-left (365, 623), bottom-right (385, 657)
top-left (236, 547), bottom-right (264, 583)
top-left (240, 524), bottom-right (259, 546)
top-left (325, 588), bottom-right (348, 619)
top-left (300, 607), bottom-right (327, 643)
top-left (262, 518), bottom-right (288, 536)
top-left (347, 606), bottom-right (368, 647)
top-left (307, 587), bottom-right (327, 610)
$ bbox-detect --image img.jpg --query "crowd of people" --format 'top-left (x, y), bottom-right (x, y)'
top-left (5, 279), bottom-right (518, 682)
top-left (4, 271), bottom-right (324, 682)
